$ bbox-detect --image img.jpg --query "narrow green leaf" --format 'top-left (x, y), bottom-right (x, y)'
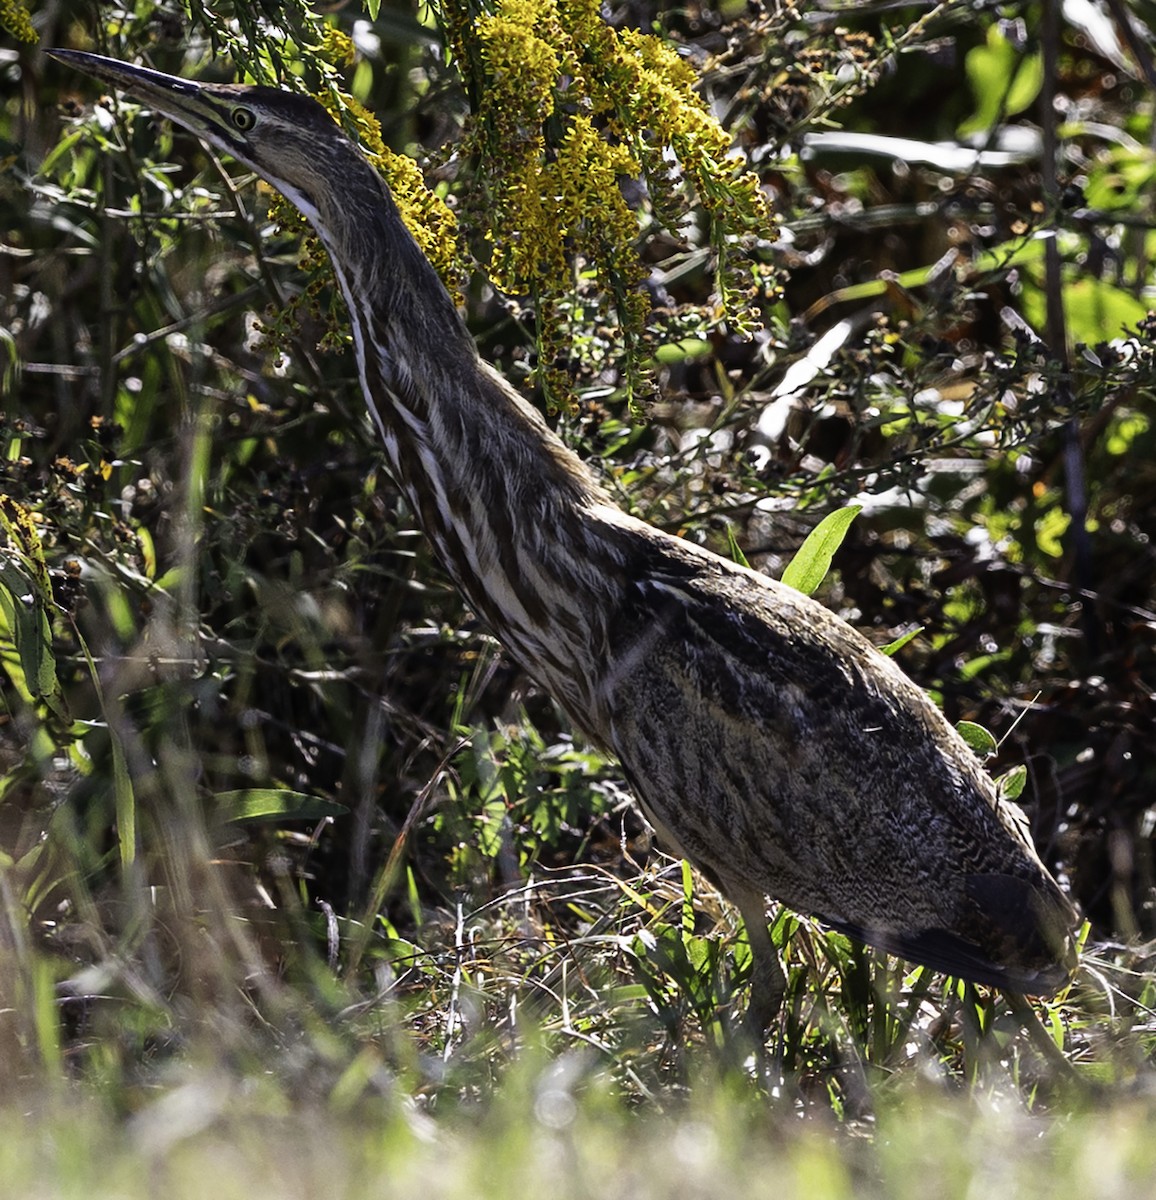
top-left (0, 560), bottom-right (68, 721)
top-left (956, 720), bottom-right (998, 758)
top-left (880, 625), bottom-right (923, 657)
top-left (967, 234), bottom-right (1045, 277)
top-left (111, 733), bottom-right (136, 867)
top-left (725, 524), bottom-right (750, 569)
top-left (33, 956), bottom-right (64, 1078)
top-left (215, 789), bottom-right (349, 824)
top-left (651, 338), bottom-right (712, 365)
top-left (781, 505), bottom-right (862, 596)
top-left (32, 605), bottom-right (60, 703)
top-left (681, 858), bottom-right (695, 937)
top-left (406, 865), bottom-right (423, 931)
top-left (75, 627), bottom-right (134, 866)
top-left (0, 563), bottom-right (38, 703)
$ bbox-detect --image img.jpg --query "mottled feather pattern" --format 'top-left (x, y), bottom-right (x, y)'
top-left (302, 107), bottom-right (1078, 1000)
top-left (51, 53), bottom-right (1079, 1020)
top-left (591, 529), bottom-right (1075, 990)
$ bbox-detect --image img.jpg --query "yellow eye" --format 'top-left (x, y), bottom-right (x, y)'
top-left (231, 107), bottom-right (256, 131)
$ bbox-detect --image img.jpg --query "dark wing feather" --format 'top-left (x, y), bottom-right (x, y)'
top-left (599, 528), bottom-right (1079, 993)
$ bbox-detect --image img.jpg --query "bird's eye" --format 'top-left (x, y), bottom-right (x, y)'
top-left (231, 106), bottom-right (256, 131)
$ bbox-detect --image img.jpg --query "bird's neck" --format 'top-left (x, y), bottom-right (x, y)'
top-left (311, 176), bottom-right (630, 725)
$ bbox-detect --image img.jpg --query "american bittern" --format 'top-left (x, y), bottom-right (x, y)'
top-left (52, 50), bottom-right (1080, 1031)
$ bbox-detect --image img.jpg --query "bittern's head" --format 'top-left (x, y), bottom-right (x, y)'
top-left (49, 50), bottom-right (369, 230)
top-left (51, 48), bottom-right (469, 383)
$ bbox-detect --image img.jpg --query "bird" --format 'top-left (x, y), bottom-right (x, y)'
top-left (51, 49), bottom-right (1080, 1032)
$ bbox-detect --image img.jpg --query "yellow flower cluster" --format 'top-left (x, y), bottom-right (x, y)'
top-left (434, 0), bottom-right (777, 403)
top-left (0, 0), bottom-right (36, 43)
top-left (245, 1), bottom-right (776, 401)
top-left (470, 0), bottom-right (569, 296)
top-left (610, 30), bottom-right (774, 333)
top-left (316, 25), bottom-right (356, 67)
top-left (317, 89), bottom-right (461, 295)
top-left (476, 0), bottom-right (561, 134)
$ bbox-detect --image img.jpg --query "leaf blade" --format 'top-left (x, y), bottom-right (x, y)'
top-left (214, 789), bottom-right (349, 824)
top-left (781, 505), bottom-right (862, 596)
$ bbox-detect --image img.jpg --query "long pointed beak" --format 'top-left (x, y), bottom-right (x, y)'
top-left (47, 49), bottom-right (213, 128)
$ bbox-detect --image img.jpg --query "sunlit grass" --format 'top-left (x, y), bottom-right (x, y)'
top-left (4, 1062), bottom-right (1156, 1200)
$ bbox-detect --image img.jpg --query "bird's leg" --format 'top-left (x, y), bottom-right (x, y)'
top-left (735, 890), bottom-right (786, 1040)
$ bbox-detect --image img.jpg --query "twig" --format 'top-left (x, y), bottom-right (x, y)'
top-left (1040, 0), bottom-right (1100, 655)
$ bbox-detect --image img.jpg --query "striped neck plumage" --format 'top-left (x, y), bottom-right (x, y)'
top-left (291, 152), bottom-right (629, 722)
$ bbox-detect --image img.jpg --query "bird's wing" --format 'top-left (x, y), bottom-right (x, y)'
top-left (598, 531), bottom-right (1076, 989)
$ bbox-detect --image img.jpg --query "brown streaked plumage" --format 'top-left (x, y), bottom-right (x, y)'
top-left (51, 50), bottom-right (1080, 1029)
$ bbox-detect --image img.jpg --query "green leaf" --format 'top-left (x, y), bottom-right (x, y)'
top-left (1005, 54), bottom-right (1043, 116)
top-left (1082, 147), bottom-right (1156, 212)
top-left (725, 524), bottom-right (751, 569)
top-left (0, 561), bottom-right (46, 702)
top-left (215, 789), bottom-right (349, 824)
top-left (880, 625), bottom-right (923, 657)
top-left (681, 858), bottom-right (696, 937)
top-left (476, 794), bottom-right (507, 858)
top-left (1021, 273), bottom-right (1151, 347)
top-left (651, 338), bottom-right (712, 365)
top-left (73, 627), bottom-right (135, 866)
top-left (959, 26), bottom-right (1044, 137)
top-left (956, 720), bottom-right (998, 758)
top-left (0, 502), bottom-right (68, 723)
top-left (781, 505), bottom-right (862, 596)
top-left (996, 764), bottom-right (1027, 800)
top-left (1066, 277), bottom-right (1150, 344)
top-left (967, 233), bottom-right (1046, 277)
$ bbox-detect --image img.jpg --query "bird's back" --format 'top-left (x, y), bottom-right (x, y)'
top-left (593, 518), bottom-right (1078, 993)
